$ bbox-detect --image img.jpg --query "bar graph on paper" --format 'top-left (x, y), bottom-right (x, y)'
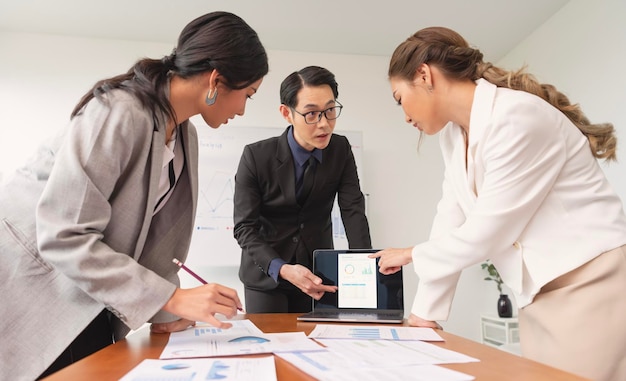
top-left (346, 328), bottom-right (382, 339)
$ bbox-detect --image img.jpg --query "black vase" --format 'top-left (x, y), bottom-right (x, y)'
top-left (497, 294), bottom-right (513, 318)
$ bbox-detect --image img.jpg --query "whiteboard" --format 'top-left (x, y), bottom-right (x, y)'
top-left (186, 121), bottom-right (364, 267)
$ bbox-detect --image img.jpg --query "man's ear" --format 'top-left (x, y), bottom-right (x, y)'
top-left (279, 104), bottom-right (293, 124)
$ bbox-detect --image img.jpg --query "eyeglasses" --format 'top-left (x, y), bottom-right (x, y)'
top-left (291, 101), bottom-right (343, 124)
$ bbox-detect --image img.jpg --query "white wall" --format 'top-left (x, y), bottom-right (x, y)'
top-left (13, 1), bottom-right (624, 341)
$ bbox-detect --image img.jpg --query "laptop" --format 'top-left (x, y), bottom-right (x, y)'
top-left (297, 249), bottom-right (404, 323)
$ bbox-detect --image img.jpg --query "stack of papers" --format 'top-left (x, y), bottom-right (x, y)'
top-left (274, 324), bottom-right (477, 381)
top-left (120, 320), bottom-right (479, 381)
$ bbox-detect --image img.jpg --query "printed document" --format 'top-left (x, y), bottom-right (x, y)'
top-left (276, 337), bottom-right (478, 380)
top-left (276, 351), bottom-right (474, 381)
top-left (120, 356), bottom-right (276, 381)
top-left (159, 320), bottom-right (322, 359)
top-left (308, 324), bottom-right (444, 341)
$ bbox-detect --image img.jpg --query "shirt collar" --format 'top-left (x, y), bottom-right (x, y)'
top-left (287, 125), bottom-right (322, 166)
top-left (162, 125), bottom-right (179, 167)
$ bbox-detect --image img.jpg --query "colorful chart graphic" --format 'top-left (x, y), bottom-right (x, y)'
top-left (227, 336), bottom-right (270, 343)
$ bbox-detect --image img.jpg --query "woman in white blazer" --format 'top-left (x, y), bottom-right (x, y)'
top-left (0, 12), bottom-right (267, 380)
top-left (372, 26), bottom-right (626, 381)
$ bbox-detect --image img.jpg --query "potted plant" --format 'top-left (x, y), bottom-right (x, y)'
top-left (481, 261), bottom-right (513, 318)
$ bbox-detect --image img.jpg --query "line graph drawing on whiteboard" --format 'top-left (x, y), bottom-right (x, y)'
top-left (186, 119), bottom-right (361, 267)
top-left (197, 169), bottom-right (235, 220)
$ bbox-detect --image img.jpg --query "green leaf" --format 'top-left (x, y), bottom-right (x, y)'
top-left (482, 261), bottom-right (503, 292)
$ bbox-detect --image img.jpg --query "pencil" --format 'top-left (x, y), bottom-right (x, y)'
top-left (172, 258), bottom-right (244, 312)
top-left (172, 258), bottom-right (207, 284)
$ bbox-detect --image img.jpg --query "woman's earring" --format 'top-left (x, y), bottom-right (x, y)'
top-left (206, 88), bottom-right (218, 106)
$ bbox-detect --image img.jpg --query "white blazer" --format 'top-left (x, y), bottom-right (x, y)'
top-left (410, 79), bottom-right (626, 321)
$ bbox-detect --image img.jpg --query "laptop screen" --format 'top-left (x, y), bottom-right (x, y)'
top-left (313, 249), bottom-right (403, 311)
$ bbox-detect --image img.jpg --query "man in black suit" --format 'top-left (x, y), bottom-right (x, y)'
top-left (234, 66), bottom-right (372, 312)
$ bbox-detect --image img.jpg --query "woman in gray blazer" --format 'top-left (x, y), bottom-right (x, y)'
top-left (0, 11), bottom-right (267, 380)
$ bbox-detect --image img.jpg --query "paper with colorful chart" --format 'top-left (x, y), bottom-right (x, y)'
top-left (119, 356), bottom-right (276, 381)
top-left (307, 324), bottom-right (444, 341)
top-left (159, 319), bottom-right (322, 359)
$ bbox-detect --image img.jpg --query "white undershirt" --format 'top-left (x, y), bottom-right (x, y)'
top-left (153, 126), bottom-right (184, 215)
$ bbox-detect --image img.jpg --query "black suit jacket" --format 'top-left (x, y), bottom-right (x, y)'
top-left (234, 127), bottom-right (371, 290)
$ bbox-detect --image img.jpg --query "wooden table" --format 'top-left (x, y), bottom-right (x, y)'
top-left (43, 313), bottom-right (588, 380)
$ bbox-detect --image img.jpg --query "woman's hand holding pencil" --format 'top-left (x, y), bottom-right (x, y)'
top-left (153, 258), bottom-right (244, 332)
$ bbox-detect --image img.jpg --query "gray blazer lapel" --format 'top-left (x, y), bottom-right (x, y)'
top-left (181, 121), bottom-right (198, 220)
top-left (133, 128), bottom-right (165, 261)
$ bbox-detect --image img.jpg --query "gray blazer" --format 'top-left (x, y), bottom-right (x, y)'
top-left (0, 90), bottom-right (198, 381)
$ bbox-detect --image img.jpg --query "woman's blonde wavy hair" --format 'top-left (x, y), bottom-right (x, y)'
top-left (388, 26), bottom-right (616, 161)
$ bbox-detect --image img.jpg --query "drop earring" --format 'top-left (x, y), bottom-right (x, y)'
top-left (206, 88), bottom-right (218, 105)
